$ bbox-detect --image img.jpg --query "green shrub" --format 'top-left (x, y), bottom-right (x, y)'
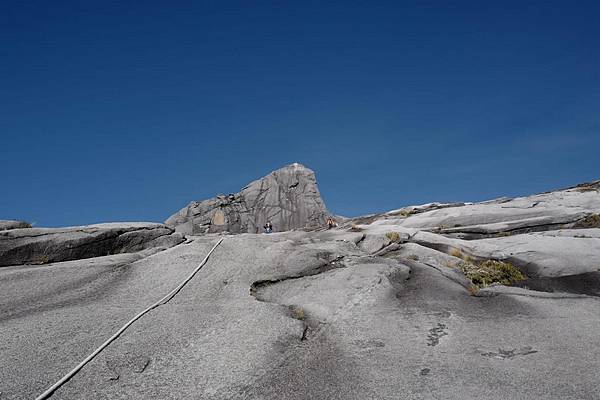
top-left (407, 254), bottom-right (419, 261)
top-left (458, 260), bottom-right (526, 288)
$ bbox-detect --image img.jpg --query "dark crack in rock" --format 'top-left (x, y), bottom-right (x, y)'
top-left (481, 346), bottom-right (538, 359)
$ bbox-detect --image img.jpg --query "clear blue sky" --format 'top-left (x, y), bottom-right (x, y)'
top-left (1, 1), bottom-right (599, 227)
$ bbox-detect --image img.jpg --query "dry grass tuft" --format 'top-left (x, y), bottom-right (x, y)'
top-left (385, 231), bottom-right (402, 242)
top-left (458, 260), bottom-right (526, 288)
top-left (450, 248), bottom-right (464, 259)
top-left (38, 255), bottom-right (51, 264)
top-left (291, 307), bottom-right (306, 321)
top-left (397, 208), bottom-right (415, 218)
top-left (576, 214), bottom-right (600, 228)
top-left (467, 285), bottom-right (480, 296)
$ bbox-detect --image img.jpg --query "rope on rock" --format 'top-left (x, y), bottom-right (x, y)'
top-left (35, 237), bottom-right (225, 400)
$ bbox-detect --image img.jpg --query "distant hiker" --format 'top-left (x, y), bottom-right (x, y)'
top-left (326, 217), bottom-right (337, 229)
top-left (264, 221), bottom-right (273, 234)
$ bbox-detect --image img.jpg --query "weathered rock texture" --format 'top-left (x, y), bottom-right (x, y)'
top-left (0, 220), bottom-right (31, 231)
top-left (1, 176), bottom-right (600, 399)
top-left (165, 163), bottom-right (329, 234)
top-left (0, 222), bottom-right (184, 267)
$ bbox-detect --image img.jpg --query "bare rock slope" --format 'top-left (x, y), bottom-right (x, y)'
top-left (165, 163), bottom-right (329, 234)
top-left (1, 175), bottom-right (599, 399)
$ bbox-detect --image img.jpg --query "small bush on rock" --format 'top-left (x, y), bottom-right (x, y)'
top-left (291, 307), bottom-right (306, 321)
top-left (450, 248), bottom-right (464, 259)
top-left (38, 255), bottom-right (50, 264)
top-left (577, 214), bottom-right (600, 228)
top-left (386, 231), bottom-right (401, 242)
top-left (467, 285), bottom-right (480, 296)
top-left (397, 208), bottom-right (415, 218)
top-left (458, 260), bottom-right (526, 288)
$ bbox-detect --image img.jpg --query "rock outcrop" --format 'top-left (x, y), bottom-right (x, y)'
top-left (351, 179), bottom-right (600, 291)
top-left (0, 222), bottom-right (184, 267)
top-left (165, 163), bottom-right (329, 234)
top-left (0, 220), bottom-right (31, 231)
top-left (351, 180), bottom-right (600, 239)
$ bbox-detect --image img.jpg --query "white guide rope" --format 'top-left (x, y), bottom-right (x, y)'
top-left (35, 237), bottom-right (224, 400)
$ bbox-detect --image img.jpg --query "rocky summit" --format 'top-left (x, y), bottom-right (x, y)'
top-left (165, 163), bottom-right (330, 234)
top-left (1, 167), bottom-right (599, 400)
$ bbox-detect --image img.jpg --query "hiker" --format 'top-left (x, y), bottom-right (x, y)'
top-left (263, 221), bottom-right (273, 234)
top-left (326, 217), bottom-right (337, 229)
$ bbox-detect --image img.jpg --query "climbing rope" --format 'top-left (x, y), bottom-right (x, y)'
top-left (35, 237), bottom-right (224, 400)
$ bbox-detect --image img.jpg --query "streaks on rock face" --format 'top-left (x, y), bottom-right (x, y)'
top-left (481, 346), bottom-right (538, 359)
top-left (426, 323), bottom-right (448, 346)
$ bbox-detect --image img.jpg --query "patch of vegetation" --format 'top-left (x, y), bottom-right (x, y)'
top-left (38, 255), bottom-right (51, 264)
top-left (450, 248), bottom-right (464, 259)
top-left (407, 254), bottom-right (419, 261)
top-left (497, 231), bottom-right (512, 237)
top-left (449, 248), bottom-right (473, 263)
top-left (466, 285), bottom-right (480, 296)
top-left (443, 260), bottom-right (458, 269)
top-left (385, 231), bottom-right (402, 242)
top-left (576, 214), bottom-right (600, 228)
top-left (574, 183), bottom-right (600, 193)
top-left (458, 260), bottom-right (526, 288)
top-left (291, 307), bottom-right (306, 321)
top-left (397, 208), bottom-right (415, 218)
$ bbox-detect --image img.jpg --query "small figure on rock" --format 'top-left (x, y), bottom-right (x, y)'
top-left (263, 221), bottom-right (273, 234)
top-left (326, 217), bottom-right (338, 229)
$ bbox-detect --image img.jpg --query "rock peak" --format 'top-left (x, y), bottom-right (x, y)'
top-left (165, 164), bottom-right (329, 234)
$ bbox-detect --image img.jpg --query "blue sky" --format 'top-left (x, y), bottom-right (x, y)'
top-left (1, 1), bottom-right (599, 227)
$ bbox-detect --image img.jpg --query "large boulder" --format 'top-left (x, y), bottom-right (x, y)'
top-left (0, 222), bottom-right (184, 267)
top-left (165, 163), bottom-right (330, 234)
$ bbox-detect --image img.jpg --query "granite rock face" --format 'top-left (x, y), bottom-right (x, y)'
top-left (2, 174), bottom-right (600, 399)
top-left (165, 163), bottom-right (329, 234)
top-left (366, 180), bottom-right (600, 239)
top-left (3, 230), bottom-right (599, 399)
top-left (0, 220), bottom-right (31, 231)
top-left (0, 222), bottom-right (184, 267)
top-left (352, 179), bottom-right (600, 292)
